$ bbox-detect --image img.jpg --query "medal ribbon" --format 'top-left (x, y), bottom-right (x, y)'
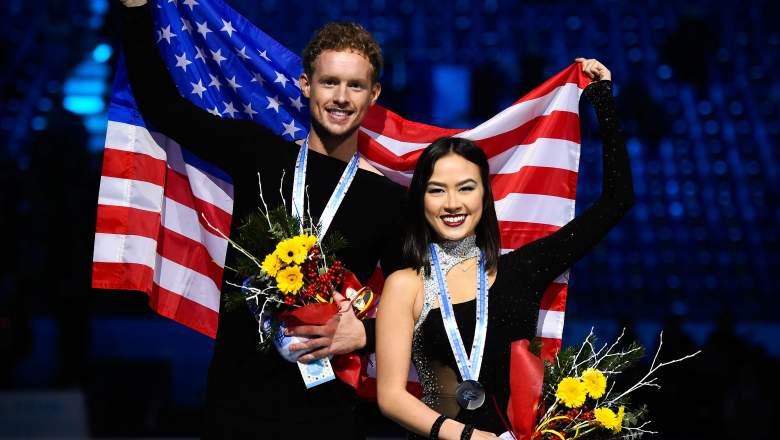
top-left (430, 243), bottom-right (488, 382)
top-left (292, 138), bottom-right (361, 241)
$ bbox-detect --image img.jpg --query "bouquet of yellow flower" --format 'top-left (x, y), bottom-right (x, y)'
top-left (206, 199), bottom-right (372, 352)
top-left (504, 331), bottom-right (699, 440)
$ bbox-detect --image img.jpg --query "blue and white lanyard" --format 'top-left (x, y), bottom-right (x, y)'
top-left (292, 138), bottom-right (360, 241)
top-left (430, 243), bottom-right (488, 382)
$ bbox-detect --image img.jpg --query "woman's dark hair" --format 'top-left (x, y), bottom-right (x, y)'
top-left (403, 137), bottom-right (501, 275)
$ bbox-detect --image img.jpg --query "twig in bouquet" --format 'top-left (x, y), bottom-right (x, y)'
top-left (601, 377), bottom-right (618, 402)
top-left (622, 421), bottom-right (657, 436)
top-left (581, 328), bottom-right (626, 369)
top-left (572, 332), bottom-right (601, 372)
top-left (539, 400), bottom-right (560, 426)
top-left (256, 172), bottom-right (272, 229)
top-left (201, 213), bottom-right (263, 269)
top-left (225, 280), bottom-right (298, 308)
top-left (597, 346), bottom-right (645, 375)
top-left (279, 170), bottom-right (288, 213)
top-left (593, 328), bottom-right (627, 366)
top-left (604, 332), bottom-right (700, 406)
top-left (567, 327), bottom-right (595, 375)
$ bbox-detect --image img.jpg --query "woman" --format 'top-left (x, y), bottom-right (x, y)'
top-left (375, 59), bottom-right (634, 440)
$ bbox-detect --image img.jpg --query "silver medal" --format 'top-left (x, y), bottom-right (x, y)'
top-left (456, 379), bottom-right (486, 410)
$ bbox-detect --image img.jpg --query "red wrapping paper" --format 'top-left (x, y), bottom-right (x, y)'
top-left (279, 302), bottom-right (339, 327)
top-left (507, 339), bottom-right (545, 440)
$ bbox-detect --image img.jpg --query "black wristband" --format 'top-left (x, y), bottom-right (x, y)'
top-left (429, 415), bottom-right (447, 440)
top-left (460, 424), bottom-right (475, 440)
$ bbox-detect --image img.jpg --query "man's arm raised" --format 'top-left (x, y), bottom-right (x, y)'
top-left (120, 1), bottom-right (284, 175)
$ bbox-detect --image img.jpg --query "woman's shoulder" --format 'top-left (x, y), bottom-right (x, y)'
top-left (377, 268), bottom-right (423, 317)
top-left (385, 267), bottom-right (421, 286)
top-left (383, 268), bottom-right (423, 297)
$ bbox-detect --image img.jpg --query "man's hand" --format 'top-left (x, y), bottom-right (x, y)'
top-left (121, 0), bottom-right (148, 7)
top-left (286, 292), bottom-right (367, 363)
top-left (575, 57), bottom-right (612, 82)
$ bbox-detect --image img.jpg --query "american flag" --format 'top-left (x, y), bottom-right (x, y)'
top-left (92, 0), bottom-right (590, 362)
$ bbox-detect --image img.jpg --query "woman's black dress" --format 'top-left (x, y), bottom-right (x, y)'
top-left (411, 80), bottom-right (634, 436)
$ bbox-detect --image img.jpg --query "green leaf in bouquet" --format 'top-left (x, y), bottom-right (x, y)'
top-left (267, 205), bottom-right (303, 241)
top-left (320, 229), bottom-right (347, 257)
top-left (221, 289), bottom-right (250, 313)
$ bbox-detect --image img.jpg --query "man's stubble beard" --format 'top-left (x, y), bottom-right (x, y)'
top-left (309, 115), bottom-right (361, 153)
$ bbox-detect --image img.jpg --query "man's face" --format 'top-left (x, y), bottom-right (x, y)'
top-left (301, 50), bottom-right (381, 140)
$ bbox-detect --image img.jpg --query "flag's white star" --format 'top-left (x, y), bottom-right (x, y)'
top-left (183, 0), bottom-right (199, 10)
top-left (273, 71), bottom-right (288, 88)
top-left (194, 46), bottom-right (206, 62)
top-left (210, 48), bottom-right (226, 65)
top-left (226, 75), bottom-right (242, 91)
top-left (235, 46), bottom-right (251, 60)
top-left (282, 120), bottom-right (302, 139)
top-left (180, 17), bottom-right (192, 33)
top-left (196, 21), bottom-right (212, 38)
top-left (257, 49), bottom-right (271, 62)
top-left (208, 105), bottom-right (221, 117)
top-left (174, 52), bottom-right (192, 71)
top-left (266, 95), bottom-right (281, 112)
top-left (168, 0), bottom-right (178, 5)
top-left (222, 101), bottom-right (238, 118)
top-left (208, 73), bottom-right (222, 90)
top-left (159, 25), bottom-right (176, 44)
top-left (242, 102), bottom-right (258, 119)
top-left (220, 19), bottom-right (236, 38)
top-left (250, 71), bottom-right (265, 85)
top-left (292, 77), bottom-right (302, 89)
top-left (190, 79), bottom-right (207, 98)
top-left (289, 96), bottom-right (305, 111)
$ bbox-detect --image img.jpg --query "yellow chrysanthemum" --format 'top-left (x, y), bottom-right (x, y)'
top-left (581, 368), bottom-right (607, 399)
top-left (275, 266), bottom-right (304, 294)
top-left (260, 253), bottom-right (282, 277)
top-left (594, 407), bottom-right (619, 430)
top-left (275, 238), bottom-right (307, 264)
top-left (613, 406), bottom-right (625, 433)
top-left (555, 377), bottom-right (587, 408)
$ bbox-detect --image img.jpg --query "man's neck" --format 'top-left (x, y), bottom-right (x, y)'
top-left (306, 129), bottom-right (358, 163)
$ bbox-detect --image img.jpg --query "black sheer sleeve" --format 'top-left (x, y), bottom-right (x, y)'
top-left (503, 80), bottom-right (635, 294)
top-left (121, 4), bottom-right (289, 176)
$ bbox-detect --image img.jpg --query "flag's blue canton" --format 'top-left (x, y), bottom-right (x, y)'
top-left (152, 0), bottom-right (310, 141)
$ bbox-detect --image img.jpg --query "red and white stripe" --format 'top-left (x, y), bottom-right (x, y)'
top-left (92, 65), bottom-right (589, 361)
top-left (93, 120), bottom-right (233, 337)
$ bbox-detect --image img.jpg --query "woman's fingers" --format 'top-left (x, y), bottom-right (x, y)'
top-left (575, 58), bottom-right (611, 81)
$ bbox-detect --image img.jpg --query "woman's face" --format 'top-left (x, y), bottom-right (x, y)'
top-left (424, 153), bottom-right (485, 241)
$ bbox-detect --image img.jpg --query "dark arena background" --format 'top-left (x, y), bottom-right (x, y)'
top-left (1, 0), bottom-right (778, 438)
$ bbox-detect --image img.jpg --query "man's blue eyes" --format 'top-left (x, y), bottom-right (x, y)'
top-left (322, 81), bottom-right (364, 89)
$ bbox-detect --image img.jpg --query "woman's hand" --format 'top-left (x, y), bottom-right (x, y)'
top-left (471, 429), bottom-right (501, 439)
top-left (120, 0), bottom-right (148, 7)
top-left (575, 57), bottom-right (611, 81)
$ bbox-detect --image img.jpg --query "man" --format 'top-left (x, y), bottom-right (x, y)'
top-left (119, 1), bottom-right (405, 438)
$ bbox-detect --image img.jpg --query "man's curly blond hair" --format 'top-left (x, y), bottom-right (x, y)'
top-left (302, 22), bottom-right (383, 84)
